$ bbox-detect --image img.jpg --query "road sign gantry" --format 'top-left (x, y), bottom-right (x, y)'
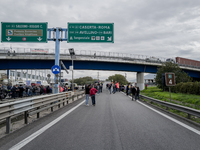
top-left (1, 22), bottom-right (114, 93)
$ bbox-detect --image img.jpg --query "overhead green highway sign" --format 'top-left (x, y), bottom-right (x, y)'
top-left (1, 22), bottom-right (48, 43)
top-left (67, 23), bottom-right (114, 43)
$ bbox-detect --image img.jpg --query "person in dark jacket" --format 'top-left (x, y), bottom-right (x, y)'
top-left (85, 84), bottom-right (91, 106)
top-left (19, 85), bottom-right (24, 98)
top-left (108, 84), bottom-right (111, 94)
top-left (131, 86), bottom-right (136, 101)
top-left (135, 87), bottom-right (140, 100)
top-left (126, 84), bottom-right (129, 96)
top-left (46, 86), bottom-right (51, 93)
top-left (0, 84), bottom-right (7, 100)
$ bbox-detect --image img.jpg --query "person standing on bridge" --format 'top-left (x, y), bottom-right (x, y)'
top-left (85, 84), bottom-right (91, 106)
top-left (90, 85), bottom-right (97, 106)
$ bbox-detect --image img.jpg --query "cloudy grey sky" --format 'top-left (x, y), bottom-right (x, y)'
top-left (1, 0), bottom-right (200, 81)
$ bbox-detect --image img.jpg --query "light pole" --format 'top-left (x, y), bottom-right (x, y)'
top-left (69, 48), bottom-right (75, 92)
top-left (125, 73), bottom-right (127, 84)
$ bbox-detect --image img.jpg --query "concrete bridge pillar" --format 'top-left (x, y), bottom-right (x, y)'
top-left (137, 72), bottom-right (144, 91)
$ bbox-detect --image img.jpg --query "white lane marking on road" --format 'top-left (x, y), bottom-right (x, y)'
top-left (136, 100), bottom-right (200, 136)
top-left (9, 100), bottom-right (85, 150)
top-left (121, 92), bottom-right (200, 135)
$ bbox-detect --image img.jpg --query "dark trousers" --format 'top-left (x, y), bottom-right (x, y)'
top-left (91, 95), bottom-right (95, 105)
top-left (132, 93), bottom-right (135, 100)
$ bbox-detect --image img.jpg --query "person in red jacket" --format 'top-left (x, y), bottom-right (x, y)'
top-left (90, 85), bottom-right (98, 106)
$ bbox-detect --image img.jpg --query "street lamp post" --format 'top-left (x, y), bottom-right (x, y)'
top-left (69, 48), bottom-right (75, 92)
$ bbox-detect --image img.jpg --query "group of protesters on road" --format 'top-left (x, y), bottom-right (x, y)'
top-left (125, 83), bottom-right (140, 100)
top-left (85, 82), bottom-right (103, 106)
top-left (106, 81), bottom-right (140, 100)
top-left (84, 81), bottom-right (140, 107)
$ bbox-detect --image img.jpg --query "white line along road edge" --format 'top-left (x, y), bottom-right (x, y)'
top-left (9, 100), bottom-right (85, 150)
top-left (136, 100), bottom-right (200, 136)
top-left (121, 92), bottom-right (200, 136)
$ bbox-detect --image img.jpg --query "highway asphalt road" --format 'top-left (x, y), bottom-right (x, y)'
top-left (0, 90), bottom-right (200, 150)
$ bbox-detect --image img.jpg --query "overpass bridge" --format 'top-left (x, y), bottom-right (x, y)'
top-left (0, 48), bottom-right (200, 90)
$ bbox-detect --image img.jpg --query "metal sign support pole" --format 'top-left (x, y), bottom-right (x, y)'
top-left (72, 57), bottom-right (74, 92)
top-left (169, 87), bottom-right (171, 103)
top-left (48, 28), bottom-right (67, 94)
top-left (54, 27), bottom-right (60, 93)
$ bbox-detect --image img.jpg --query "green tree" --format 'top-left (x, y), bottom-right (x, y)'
top-left (155, 62), bottom-right (191, 89)
top-left (107, 74), bottom-right (128, 85)
top-left (72, 76), bottom-right (97, 85)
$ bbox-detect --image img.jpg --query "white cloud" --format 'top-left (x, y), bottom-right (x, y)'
top-left (1, 0), bottom-right (200, 81)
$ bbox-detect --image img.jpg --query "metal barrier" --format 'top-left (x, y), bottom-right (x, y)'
top-left (1, 48), bottom-right (200, 69)
top-left (0, 91), bottom-right (85, 134)
top-left (140, 95), bottom-right (200, 119)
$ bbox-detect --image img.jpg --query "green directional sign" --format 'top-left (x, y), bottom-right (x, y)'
top-left (1, 22), bottom-right (48, 43)
top-left (67, 23), bottom-right (114, 43)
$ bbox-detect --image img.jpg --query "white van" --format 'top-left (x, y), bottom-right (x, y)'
top-left (145, 57), bottom-right (161, 62)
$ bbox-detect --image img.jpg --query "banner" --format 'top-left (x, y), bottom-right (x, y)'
top-left (30, 49), bottom-right (48, 53)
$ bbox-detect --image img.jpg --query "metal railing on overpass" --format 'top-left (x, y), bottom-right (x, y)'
top-left (0, 91), bottom-right (85, 134)
top-left (1, 47), bottom-right (200, 70)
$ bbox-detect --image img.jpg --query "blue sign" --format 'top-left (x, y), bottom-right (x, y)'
top-left (37, 81), bottom-right (41, 85)
top-left (51, 65), bottom-right (61, 74)
top-left (26, 80), bottom-right (31, 86)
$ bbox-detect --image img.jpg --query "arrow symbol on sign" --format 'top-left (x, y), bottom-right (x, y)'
top-left (37, 37), bottom-right (42, 41)
top-left (6, 37), bottom-right (11, 41)
top-left (107, 37), bottom-right (112, 41)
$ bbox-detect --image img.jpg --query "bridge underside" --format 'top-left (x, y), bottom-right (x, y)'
top-left (0, 59), bottom-right (200, 79)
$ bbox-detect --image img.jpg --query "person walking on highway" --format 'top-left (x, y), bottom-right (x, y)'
top-left (108, 84), bottom-right (112, 94)
top-left (126, 83), bottom-right (129, 96)
top-left (90, 85), bottom-right (97, 106)
top-left (135, 87), bottom-right (140, 100)
top-left (85, 84), bottom-right (91, 106)
top-left (131, 86), bottom-right (136, 101)
top-left (97, 83), bottom-right (100, 95)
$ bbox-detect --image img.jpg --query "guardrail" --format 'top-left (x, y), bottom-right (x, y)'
top-left (140, 94), bottom-right (200, 119)
top-left (1, 47), bottom-right (200, 70)
top-left (0, 47), bottom-right (168, 62)
top-left (0, 91), bottom-right (85, 134)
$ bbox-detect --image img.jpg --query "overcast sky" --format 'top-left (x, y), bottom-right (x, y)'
top-left (1, 0), bottom-right (200, 81)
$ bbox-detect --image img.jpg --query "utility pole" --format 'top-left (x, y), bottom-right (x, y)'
top-left (97, 72), bottom-right (99, 81)
top-left (125, 73), bottom-right (127, 84)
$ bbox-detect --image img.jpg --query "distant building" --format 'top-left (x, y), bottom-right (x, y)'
top-left (144, 74), bottom-right (156, 84)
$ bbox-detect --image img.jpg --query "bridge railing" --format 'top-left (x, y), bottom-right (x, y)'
top-left (0, 91), bottom-right (85, 134)
top-left (1, 47), bottom-right (200, 69)
top-left (140, 94), bottom-right (200, 119)
top-left (0, 47), bottom-right (166, 62)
